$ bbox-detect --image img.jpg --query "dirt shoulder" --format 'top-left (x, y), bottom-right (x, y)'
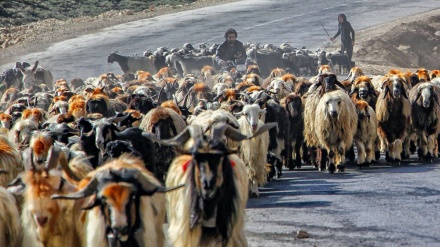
top-left (1, 3), bottom-right (439, 75)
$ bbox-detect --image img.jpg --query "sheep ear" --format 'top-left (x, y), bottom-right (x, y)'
top-left (402, 88), bottom-right (408, 99)
top-left (32, 61), bottom-right (39, 72)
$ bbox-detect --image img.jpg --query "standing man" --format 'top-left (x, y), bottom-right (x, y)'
top-left (330, 14), bottom-right (355, 61)
top-left (215, 28), bottom-right (246, 68)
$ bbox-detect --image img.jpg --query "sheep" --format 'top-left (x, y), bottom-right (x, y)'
top-left (139, 106), bottom-right (187, 181)
top-left (0, 187), bottom-right (21, 247)
top-left (0, 134), bottom-right (24, 187)
top-left (201, 65), bottom-right (217, 89)
top-left (303, 73), bottom-right (345, 169)
top-left (266, 79), bottom-right (292, 101)
top-left (163, 123), bottom-right (274, 247)
top-left (21, 107), bottom-right (46, 126)
top-left (86, 88), bottom-right (127, 117)
top-left (349, 75), bottom-right (379, 109)
top-left (51, 155), bottom-right (178, 247)
top-left (376, 74), bottom-right (411, 164)
top-left (17, 61), bottom-right (53, 90)
top-left (315, 90), bottom-right (358, 172)
top-left (280, 93), bottom-right (305, 170)
top-left (236, 104), bottom-right (270, 197)
top-left (107, 51), bottom-right (159, 75)
top-left (408, 82), bottom-right (440, 161)
top-left (353, 100), bottom-right (378, 166)
top-left (416, 68), bottom-right (430, 82)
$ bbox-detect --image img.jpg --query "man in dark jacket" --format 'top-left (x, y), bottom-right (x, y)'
top-left (215, 28), bottom-right (246, 68)
top-left (330, 14), bottom-right (355, 61)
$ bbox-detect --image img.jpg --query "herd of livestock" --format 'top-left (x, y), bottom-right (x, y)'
top-left (0, 41), bottom-right (440, 247)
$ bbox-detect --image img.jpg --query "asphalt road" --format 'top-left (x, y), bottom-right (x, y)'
top-left (1, 0), bottom-right (440, 81)
top-left (2, 1), bottom-right (440, 246)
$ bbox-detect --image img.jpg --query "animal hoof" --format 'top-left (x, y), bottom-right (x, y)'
top-left (328, 163), bottom-right (335, 174)
top-left (250, 192), bottom-right (259, 198)
top-left (276, 172), bottom-right (282, 179)
top-left (336, 164), bottom-right (345, 172)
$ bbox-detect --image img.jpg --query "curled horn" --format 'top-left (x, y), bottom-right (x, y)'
top-left (52, 177), bottom-right (99, 200)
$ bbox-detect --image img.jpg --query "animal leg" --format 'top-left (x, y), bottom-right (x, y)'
top-left (250, 179), bottom-right (259, 198)
top-left (355, 140), bottom-right (366, 166)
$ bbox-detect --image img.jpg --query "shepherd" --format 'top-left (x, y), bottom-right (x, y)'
top-left (330, 14), bottom-right (355, 62)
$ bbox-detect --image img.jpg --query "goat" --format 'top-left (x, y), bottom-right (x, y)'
top-left (7, 152), bottom-right (85, 247)
top-left (168, 53), bottom-right (215, 76)
top-left (8, 118), bottom-right (39, 150)
top-left (82, 117), bottom-right (159, 174)
top-left (52, 155), bottom-right (181, 247)
top-left (315, 90), bottom-right (358, 172)
top-left (108, 51), bottom-right (159, 75)
top-left (0, 134), bottom-right (23, 188)
top-left (376, 75), bottom-right (411, 164)
top-left (17, 61), bottom-right (53, 90)
top-left (235, 104), bottom-right (270, 197)
top-left (0, 187), bottom-right (21, 247)
top-left (163, 123), bottom-right (275, 247)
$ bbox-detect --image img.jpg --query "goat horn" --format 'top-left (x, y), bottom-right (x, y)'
top-left (212, 123), bottom-right (247, 141)
top-left (52, 177), bottom-right (98, 200)
top-left (158, 125), bottom-right (203, 147)
top-left (134, 169), bottom-right (185, 195)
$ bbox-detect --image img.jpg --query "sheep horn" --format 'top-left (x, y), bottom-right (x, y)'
top-left (51, 177), bottom-right (99, 200)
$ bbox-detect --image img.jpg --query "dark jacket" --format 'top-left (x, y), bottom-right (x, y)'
top-left (333, 15), bottom-right (355, 44)
top-left (215, 40), bottom-right (246, 66)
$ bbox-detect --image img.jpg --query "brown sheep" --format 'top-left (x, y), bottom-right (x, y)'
top-left (376, 74), bottom-right (411, 164)
top-left (409, 82), bottom-right (440, 161)
top-left (354, 100), bottom-right (378, 166)
top-left (349, 75), bottom-right (379, 109)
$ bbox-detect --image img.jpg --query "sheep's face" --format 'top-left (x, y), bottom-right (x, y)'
top-left (194, 153), bottom-right (224, 199)
top-left (287, 96), bottom-right (302, 118)
top-left (357, 81), bottom-right (372, 100)
top-left (241, 104), bottom-right (265, 131)
top-left (419, 84), bottom-right (435, 108)
top-left (98, 183), bottom-right (139, 243)
top-left (326, 98), bottom-right (341, 119)
top-left (268, 80), bottom-right (284, 94)
top-left (391, 78), bottom-right (404, 99)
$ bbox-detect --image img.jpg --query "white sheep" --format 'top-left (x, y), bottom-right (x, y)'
top-left (315, 90), bottom-right (358, 172)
